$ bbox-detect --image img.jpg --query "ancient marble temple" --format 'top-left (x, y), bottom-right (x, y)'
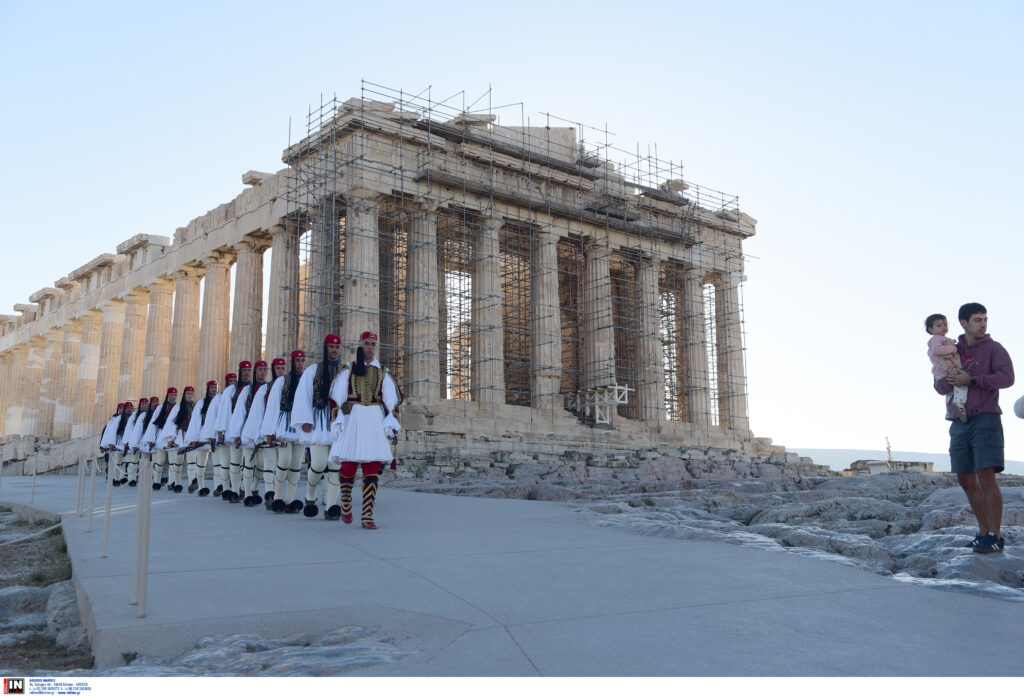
top-left (0, 87), bottom-right (792, 475)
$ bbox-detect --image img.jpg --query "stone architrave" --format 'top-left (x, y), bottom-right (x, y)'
top-left (471, 215), bottom-right (505, 408)
top-left (405, 200), bottom-right (441, 408)
top-left (117, 289), bottom-right (149, 403)
top-left (53, 318), bottom-right (82, 440)
top-left (141, 276), bottom-right (175, 394)
top-left (73, 310), bottom-right (103, 439)
top-left (229, 238), bottom-right (267, 367)
top-left (530, 228), bottom-right (563, 412)
top-left (169, 266), bottom-right (202, 389)
top-left (198, 252), bottom-right (232, 385)
top-left (93, 299), bottom-right (125, 431)
top-left (637, 254), bottom-right (665, 427)
top-left (342, 192), bottom-right (380, 351)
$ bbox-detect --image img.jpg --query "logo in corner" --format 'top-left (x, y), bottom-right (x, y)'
top-left (3, 678), bottom-right (25, 695)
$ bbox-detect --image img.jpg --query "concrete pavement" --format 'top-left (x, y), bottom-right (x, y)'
top-left (2, 474), bottom-right (1023, 676)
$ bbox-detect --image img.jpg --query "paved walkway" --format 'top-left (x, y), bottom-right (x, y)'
top-left (2, 474), bottom-right (1022, 676)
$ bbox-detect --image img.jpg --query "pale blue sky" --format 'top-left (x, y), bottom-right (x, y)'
top-left (2, 1), bottom-right (1023, 459)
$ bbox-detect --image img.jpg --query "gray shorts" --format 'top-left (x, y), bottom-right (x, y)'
top-left (949, 413), bottom-right (1005, 474)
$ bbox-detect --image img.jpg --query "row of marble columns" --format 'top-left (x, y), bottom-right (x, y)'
top-left (0, 225), bottom-right (300, 442)
top-left (317, 194), bottom-right (747, 431)
top-left (0, 195), bottom-right (748, 441)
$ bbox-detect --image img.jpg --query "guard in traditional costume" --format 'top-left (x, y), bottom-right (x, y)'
top-left (292, 334), bottom-right (346, 519)
top-left (328, 331), bottom-right (403, 529)
top-left (215, 368), bottom-right (246, 501)
top-left (130, 397), bottom-right (159, 486)
top-left (121, 399), bottom-right (144, 486)
top-left (145, 388), bottom-right (178, 490)
top-left (210, 372), bottom-right (237, 497)
top-left (231, 359), bottom-right (270, 506)
top-left (159, 386), bottom-right (195, 492)
top-left (260, 350), bottom-right (306, 513)
top-left (114, 401), bottom-right (134, 485)
top-left (99, 403), bottom-right (125, 481)
top-left (184, 380), bottom-right (218, 496)
top-left (240, 357), bottom-right (285, 508)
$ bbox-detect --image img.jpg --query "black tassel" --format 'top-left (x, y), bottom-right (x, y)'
top-left (354, 346), bottom-right (367, 376)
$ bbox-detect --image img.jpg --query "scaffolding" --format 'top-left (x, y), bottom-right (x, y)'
top-left (282, 81), bottom-right (750, 438)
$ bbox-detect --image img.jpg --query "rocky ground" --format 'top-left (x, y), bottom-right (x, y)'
top-left (54, 627), bottom-right (413, 677)
top-left (0, 508), bottom-right (93, 671)
top-left (393, 470), bottom-right (1024, 602)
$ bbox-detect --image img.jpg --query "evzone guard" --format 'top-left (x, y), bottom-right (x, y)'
top-left (183, 380), bottom-right (218, 496)
top-left (213, 369), bottom-right (241, 500)
top-left (158, 386), bottom-right (196, 493)
top-left (231, 359), bottom-right (271, 506)
top-left (130, 397), bottom-right (160, 488)
top-left (145, 388), bottom-right (178, 491)
top-left (240, 357), bottom-right (287, 508)
top-left (121, 399), bottom-right (143, 486)
top-left (292, 334), bottom-right (346, 520)
top-left (260, 349), bottom-right (306, 514)
top-left (328, 331), bottom-right (403, 529)
top-left (99, 403), bottom-right (125, 483)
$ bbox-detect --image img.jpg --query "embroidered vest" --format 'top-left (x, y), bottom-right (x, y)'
top-left (340, 364), bottom-right (385, 415)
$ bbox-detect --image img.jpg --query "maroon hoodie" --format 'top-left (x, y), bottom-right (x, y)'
top-left (933, 333), bottom-right (1014, 419)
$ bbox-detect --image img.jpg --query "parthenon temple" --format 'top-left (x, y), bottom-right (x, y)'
top-left (0, 83), bottom-right (797, 475)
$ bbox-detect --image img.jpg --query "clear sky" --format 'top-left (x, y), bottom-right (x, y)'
top-left (2, 1), bottom-right (1022, 459)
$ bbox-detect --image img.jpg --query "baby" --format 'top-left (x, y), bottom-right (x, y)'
top-left (925, 313), bottom-right (968, 422)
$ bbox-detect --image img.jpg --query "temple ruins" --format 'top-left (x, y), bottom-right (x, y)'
top-left (0, 83), bottom-right (811, 477)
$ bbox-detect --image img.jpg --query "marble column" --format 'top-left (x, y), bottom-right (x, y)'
top-left (169, 266), bottom-right (202, 389)
top-left (471, 215), bottom-right (505, 408)
top-left (530, 228), bottom-right (563, 411)
top-left (4, 345), bottom-right (28, 435)
top-left (141, 276), bottom-right (175, 394)
top-left (683, 267), bottom-right (710, 428)
top-left (342, 192), bottom-right (380, 351)
top-left (21, 337), bottom-right (46, 436)
top-left (93, 300), bottom-right (125, 432)
top-left (406, 201), bottom-right (441, 407)
top-left (582, 238), bottom-right (616, 389)
top-left (715, 275), bottom-right (749, 433)
top-left (53, 319), bottom-right (82, 440)
top-left (198, 252), bottom-right (232, 384)
top-left (117, 289), bottom-right (149, 402)
top-left (73, 310), bottom-right (103, 439)
top-left (637, 254), bottom-right (665, 427)
top-left (37, 326), bottom-right (65, 439)
top-left (230, 238), bottom-right (267, 367)
top-left (0, 353), bottom-right (9, 437)
top-left (266, 224), bottom-right (299, 360)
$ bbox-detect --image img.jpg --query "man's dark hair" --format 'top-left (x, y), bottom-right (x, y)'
top-left (925, 314), bottom-right (946, 334)
top-left (958, 302), bottom-right (987, 323)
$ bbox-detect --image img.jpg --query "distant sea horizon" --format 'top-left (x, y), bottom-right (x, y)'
top-left (792, 448), bottom-right (1024, 477)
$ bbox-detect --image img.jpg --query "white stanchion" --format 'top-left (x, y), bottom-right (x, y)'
top-left (76, 458), bottom-right (86, 516)
top-left (101, 453), bottom-right (113, 558)
top-left (131, 458), bottom-right (146, 606)
top-left (30, 459), bottom-right (37, 503)
top-left (86, 458), bottom-right (98, 532)
top-left (136, 456), bottom-right (153, 618)
top-left (0, 460), bottom-right (4, 492)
